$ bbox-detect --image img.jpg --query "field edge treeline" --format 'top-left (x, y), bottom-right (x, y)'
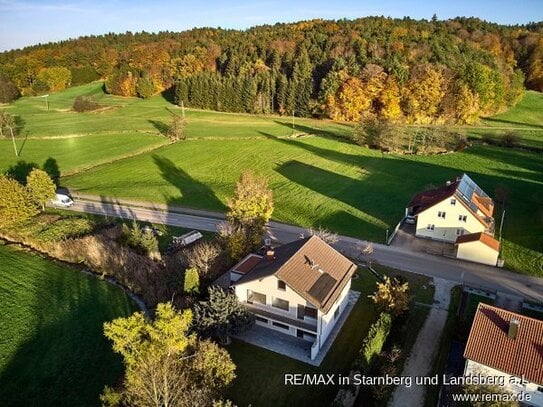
top-left (1, 17), bottom-right (542, 124)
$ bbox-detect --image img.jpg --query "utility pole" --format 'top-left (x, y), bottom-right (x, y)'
top-left (10, 126), bottom-right (18, 157)
top-left (498, 209), bottom-right (505, 242)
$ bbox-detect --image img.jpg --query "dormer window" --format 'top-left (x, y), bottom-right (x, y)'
top-left (450, 198), bottom-right (456, 205)
top-left (277, 280), bottom-right (286, 291)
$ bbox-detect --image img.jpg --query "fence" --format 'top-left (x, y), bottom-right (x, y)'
top-left (386, 217), bottom-right (404, 245)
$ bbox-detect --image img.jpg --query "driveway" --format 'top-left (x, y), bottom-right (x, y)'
top-left (60, 194), bottom-right (543, 303)
top-left (390, 223), bottom-right (455, 257)
top-left (389, 278), bottom-right (457, 407)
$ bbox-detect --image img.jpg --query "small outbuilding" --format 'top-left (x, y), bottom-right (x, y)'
top-left (455, 232), bottom-right (500, 266)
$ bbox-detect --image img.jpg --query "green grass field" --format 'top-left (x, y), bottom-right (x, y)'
top-left (1, 83), bottom-right (542, 276)
top-left (0, 244), bottom-right (135, 406)
top-left (65, 136), bottom-right (543, 276)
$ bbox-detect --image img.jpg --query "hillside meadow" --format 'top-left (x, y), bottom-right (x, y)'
top-left (1, 83), bottom-right (542, 276)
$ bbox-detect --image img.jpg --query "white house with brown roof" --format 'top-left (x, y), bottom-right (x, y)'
top-left (230, 236), bottom-right (357, 360)
top-left (464, 304), bottom-right (543, 406)
top-left (406, 174), bottom-right (500, 266)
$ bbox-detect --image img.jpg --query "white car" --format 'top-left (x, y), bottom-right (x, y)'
top-left (51, 193), bottom-right (74, 207)
top-left (405, 215), bottom-right (417, 225)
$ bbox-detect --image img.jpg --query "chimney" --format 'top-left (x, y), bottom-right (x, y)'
top-left (508, 319), bottom-right (520, 339)
top-left (266, 249), bottom-right (275, 261)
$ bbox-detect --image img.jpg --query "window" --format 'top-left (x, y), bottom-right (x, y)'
top-left (272, 321), bottom-right (289, 330)
top-left (255, 316), bottom-right (268, 324)
top-left (537, 386), bottom-right (543, 393)
top-left (334, 307), bottom-right (340, 320)
top-left (296, 329), bottom-right (304, 338)
top-left (277, 280), bottom-right (286, 291)
top-left (456, 229), bottom-right (464, 236)
top-left (426, 224), bottom-right (435, 231)
top-left (450, 198), bottom-right (456, 206)
top-left (304, 306), bottom-right (318, 319)
top-left (458, 215), bottom-right (467, 222)
top-left (438, 211), bottom-right (446, 218)
top-left (272, 297), bottom-right (289, 311)
top-left (247, 290), bottom-right (266, 305)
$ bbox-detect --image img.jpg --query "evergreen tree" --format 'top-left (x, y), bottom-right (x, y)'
top-left (193, 286), bottom-right (254, 344)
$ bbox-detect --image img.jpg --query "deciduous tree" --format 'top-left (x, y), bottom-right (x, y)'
top-left (184, 267), bottom-right (200, 294)
top-left (26, 168), bottom-right (56, 211)
top-left (369, 276), bottom-right (410, 317)
top-left (167, 114), bottom-right (186, 142)
top-left (0, 175), bottom-right (39, 227)
top-left (103, 302), bottom-right (236, 407)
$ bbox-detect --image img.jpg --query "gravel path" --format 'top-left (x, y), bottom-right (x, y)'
top-left (388, 278), bottom-right (456, 407)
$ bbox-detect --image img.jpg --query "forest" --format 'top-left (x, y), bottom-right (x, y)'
top-left (1, 16), bottom-right (542, 124)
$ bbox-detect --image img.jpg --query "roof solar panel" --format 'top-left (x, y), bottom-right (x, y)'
top-left (456, 174), bottom-right (489, 212)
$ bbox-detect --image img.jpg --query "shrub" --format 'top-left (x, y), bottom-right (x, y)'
top-left (37, 217), bottom-right (94, 243)
top-left (354, 312), bottom-right (393, 372)
top-left (500, 132), bottom-right (520, 148)
top-left (73, 95), bottom-right (101, 112)
top-left (0, 74), bottom-right (20, 103)
top-left (120, 221), bottom-right (160, 259)
top-left (184, 267), bottom-right (200, 294)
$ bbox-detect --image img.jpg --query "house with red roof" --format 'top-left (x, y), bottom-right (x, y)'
top-left (464, 304), bottom-right (543, 406)
top-left (406, 174), bottom-right (500, 266)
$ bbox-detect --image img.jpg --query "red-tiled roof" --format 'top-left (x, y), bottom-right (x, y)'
top-left (472, 194), bottom-right (494, 218)
top-left (407, 174), bottom-right (494, 228)
top-left (407, 179), bottom-right (459, 214)
top-left (455, 232), bottom-right (500, 251)
top-left (464, 304), bottom-right (543, 385)
top-left (233, 236), bottom-right (357, 314)
top-left (231, 254), bottom-right (262, 275)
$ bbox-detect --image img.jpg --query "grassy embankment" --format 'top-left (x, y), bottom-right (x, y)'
top-left (0, 243), bottom-right (135, 406)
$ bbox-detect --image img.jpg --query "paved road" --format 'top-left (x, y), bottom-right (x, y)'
top-left (62, 195), bottom-right (543, 303)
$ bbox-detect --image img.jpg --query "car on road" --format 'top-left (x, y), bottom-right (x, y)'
top-left (51, 193), bottom-right (74, 207)
top-left (404, 215), bottom-right (417, 225)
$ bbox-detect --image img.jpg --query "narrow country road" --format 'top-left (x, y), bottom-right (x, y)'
top-left (62, 194), bottom-right (543, 303)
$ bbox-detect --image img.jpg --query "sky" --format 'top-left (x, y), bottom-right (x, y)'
top-left (1, 0), bottom-right (543, 52)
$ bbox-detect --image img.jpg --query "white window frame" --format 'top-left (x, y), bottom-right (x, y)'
top-left (458, 215), bottom-right (467, 222)
top-left (450, 198), bottom-right (456, 205)
top-left (438, 211), bottom-right (446, 218)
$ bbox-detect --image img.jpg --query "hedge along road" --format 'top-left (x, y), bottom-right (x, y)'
top-left (60, 195), bottom-right (543, 303)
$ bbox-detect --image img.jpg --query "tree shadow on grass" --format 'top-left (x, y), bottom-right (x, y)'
top-left (152, 154), bottom-right (225, 211)
top-left (269, 132), bottom-right (542, 254)
top-left (148, 119), bottom-right (169, 136)
top-left (482, 117), bottom-right (543, 130)
top-left (273, 120), bottom-right (353, 142)
top-left (0, 250), bottom-right (133, 407)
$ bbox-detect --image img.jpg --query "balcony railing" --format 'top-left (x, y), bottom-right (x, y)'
top-left (244, 302), bottom-right (317, 332)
